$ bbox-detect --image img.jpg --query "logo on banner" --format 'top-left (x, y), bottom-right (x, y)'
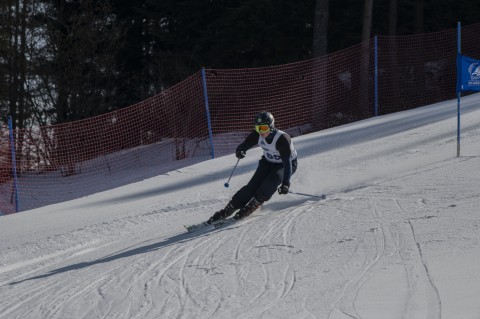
top-left (468, 63), bottom-right (480, 85)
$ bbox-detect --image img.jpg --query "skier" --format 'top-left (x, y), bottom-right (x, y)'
top-left (207, 111), bottom-right (298, 223)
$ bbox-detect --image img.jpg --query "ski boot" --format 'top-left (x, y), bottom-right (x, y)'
top-left (233, 198), bottom-right (263, 220)
top-left (207, 202), bottom-right (236, 224)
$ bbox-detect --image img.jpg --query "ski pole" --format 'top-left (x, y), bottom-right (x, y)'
top-left (224, 158), bottom-right (240, 188)
top-left (289, 191), bottom-right (326, 199)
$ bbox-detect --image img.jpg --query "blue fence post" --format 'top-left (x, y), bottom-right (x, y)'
top-left (374, 35), bottom-right (379, 117)
top-left (201, 67), bottom-right (215, 159)
top-left (8, 116), bottom-right (19, 212)
top-left (456, 22), bottom-right (461, 157)
top-left (0, 120), bottom-right (3, 216)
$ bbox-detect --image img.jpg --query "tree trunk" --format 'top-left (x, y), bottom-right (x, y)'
top-left (361, 0), bottom-right (373, 43)
top-left (387, 0), bottom-right (399, 115)
top-left (312, 0), bottom-right (329, 58)
top-left (18, 0), bottom-right (27, 130)
top-left (388, 0), bottom-right (397, 36)
top-left (359, 0), bottom-right (374, 117)
top-left (413, 0), bottom-right (425, 105)
top-left (414, 0), bottom-right (424, 34)
top-left (9, 1), bottom-right (19, 127)
top-left (312, 0), bottom-right (329, 129)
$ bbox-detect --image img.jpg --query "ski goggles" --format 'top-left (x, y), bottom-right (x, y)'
top-left (255, 124), bottom-right (271, 133)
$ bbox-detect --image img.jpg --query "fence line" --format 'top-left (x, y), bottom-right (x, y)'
top-left (1, 22), bottom-right (480, 214)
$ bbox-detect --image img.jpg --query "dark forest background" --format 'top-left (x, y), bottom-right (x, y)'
top-left (1, 0), bottom-right (479, 130)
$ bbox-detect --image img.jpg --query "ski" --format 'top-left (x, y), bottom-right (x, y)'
top-left (185, 217), bottom-right (238, 233)
top-left (185, 194), bottom-right (327, 233)
top-left (211, 217), bottom-right (237, 229)
top-left (289, 192), bottom-right (326, 200)
top-left (184, 221), bottom-right (212, 233)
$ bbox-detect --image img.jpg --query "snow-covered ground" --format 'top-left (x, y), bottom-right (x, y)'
top-left (1, 94), bottom-right (480, 318)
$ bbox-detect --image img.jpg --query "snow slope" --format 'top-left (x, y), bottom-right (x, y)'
top-left (1, 94), bottom-right (480, 318)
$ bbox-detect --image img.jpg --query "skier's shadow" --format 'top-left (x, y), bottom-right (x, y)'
top-left (10, 195), bottom-right (322, 286)
top-left (9, 228), bottom-right (214, 286)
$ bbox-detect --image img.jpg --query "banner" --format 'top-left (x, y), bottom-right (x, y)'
top-left (457, 54), bottom-right (480, 92)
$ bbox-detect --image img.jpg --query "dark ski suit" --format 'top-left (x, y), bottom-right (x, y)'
top-left (230, 128), bottom-right (297, 209)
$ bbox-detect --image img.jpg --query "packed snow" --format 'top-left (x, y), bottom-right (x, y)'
top-left (1, 94), bottom-right (480, 318)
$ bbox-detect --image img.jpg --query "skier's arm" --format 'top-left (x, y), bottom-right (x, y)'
top-left (276, 134), bottom-right (293, 185)
top-left (236, 130), bottom-right (259, 155)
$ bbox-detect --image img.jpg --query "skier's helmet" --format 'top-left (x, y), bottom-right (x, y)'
top-left (254, 111), bottom-right (275, 132)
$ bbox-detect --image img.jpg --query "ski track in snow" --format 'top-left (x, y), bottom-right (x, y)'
top-left (0, 157), bottom-right (475, 319)
top-left (2, 95), bottom-right (480, 318)
top-left (326, 194), bottom-right (442, 319)
top-left (0, 172), bottom-right (463, 318)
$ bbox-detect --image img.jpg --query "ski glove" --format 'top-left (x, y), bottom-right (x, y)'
top-left (236, 149), bottom-right (246, 159)
top-left (278, 182), bottom-right (290, 195)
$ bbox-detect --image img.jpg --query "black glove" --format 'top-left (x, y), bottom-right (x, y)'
top-left (278, 182), bottom-right (290, 195)
top-left (236, 149), bottom-right (246, 159)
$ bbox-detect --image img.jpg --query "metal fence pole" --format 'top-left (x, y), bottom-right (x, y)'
top-left (201, 67), bottom-right (215, 159)
top-left (457, 21), bottom-right (461, 157)
top-left (374, 35), bottom-right (379, 117)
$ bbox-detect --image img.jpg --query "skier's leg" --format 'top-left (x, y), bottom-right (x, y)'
top-left (234, 159), bottom-right (297, 220)
top-left (231, 158), bottom-right (271, 208)
top-left (255, 159), bottom-right (297, 203)
top-left (255, 168), bottom-right (283, 203)
top-left (234, 164), bottom-right (282, 220)
top-left (207, 201), bottom-right (237, 223)
top-left (233, 197), bottom-right (264, 220)
top-left (208, 159), bottom-right (270, 223)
